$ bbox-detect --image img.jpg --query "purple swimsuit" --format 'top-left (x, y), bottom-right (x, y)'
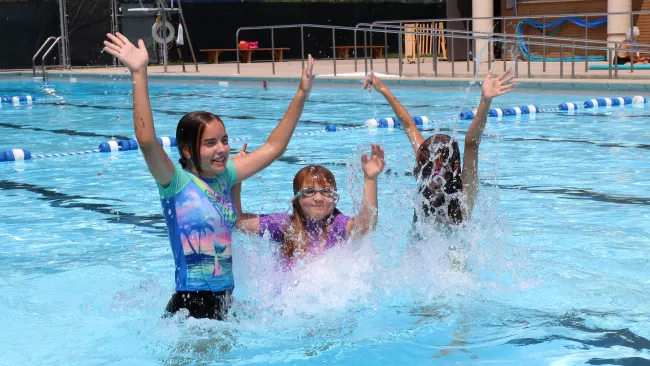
top-left (258, 213), bottom-right (351, 262)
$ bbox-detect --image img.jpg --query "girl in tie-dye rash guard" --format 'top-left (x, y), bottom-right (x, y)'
top-left (103, 32), bottom-right (316, 320)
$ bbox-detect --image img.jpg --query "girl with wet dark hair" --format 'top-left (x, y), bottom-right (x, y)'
top-left (364, 71), bottom-right (515, 224)
top-left (104, 33), bottom-right (316, 319)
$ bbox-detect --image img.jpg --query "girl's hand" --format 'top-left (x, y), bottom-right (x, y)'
top-left (363, 72), bottom-right (387, 94)
top-left (299, 54), bottom-right (315, 97)
top-left (481, 69), bottom-right (516, 102)
top-left (103, 32), bottom-right (149, 74)
top-left (234, 142), bottom-right (248, 158)
top-left (361, 143), bottom-right (386, 179)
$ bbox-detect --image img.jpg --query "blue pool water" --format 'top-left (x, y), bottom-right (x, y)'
top-left (0, 75), bottom-right (649, 365)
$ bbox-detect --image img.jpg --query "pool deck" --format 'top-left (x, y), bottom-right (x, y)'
top-left (4, 58), bottom-right (650, 91)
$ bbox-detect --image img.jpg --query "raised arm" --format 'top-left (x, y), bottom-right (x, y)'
top-left (364, 73), bottom-right (424, 154)
top-left (103, 33), bottom-right (174, 187)
top-left (462, 70), bottom-right (515, 219)
top-left (231, 55), bottom-right (315, 182)
top-left (346, 144), bottom-right (386, 237)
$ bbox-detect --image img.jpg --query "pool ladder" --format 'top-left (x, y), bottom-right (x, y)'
top-left (32, 36), bottom-right (69, 82)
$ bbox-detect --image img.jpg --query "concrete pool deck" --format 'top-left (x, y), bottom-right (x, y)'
top-left (4, 58), bottom-right (650, 91)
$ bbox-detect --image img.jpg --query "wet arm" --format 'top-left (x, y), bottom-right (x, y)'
top-left (366, 74), bottom-right (424, 154)
top-left (103, 33), bottom-right (174, 186)
top-left (132, 71), bottom-right (175, 186)
top-left (347, 177), bottom-right (378, 237)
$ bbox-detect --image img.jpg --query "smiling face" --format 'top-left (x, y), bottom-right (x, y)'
top-left (297, 182), bottom-right (337, 221)
top-left (177, 111), bottom-right (230, 178)
top-left (292, 165), bottom-right (338, 221)
top-left (195, 121), bottom-right (230, 176)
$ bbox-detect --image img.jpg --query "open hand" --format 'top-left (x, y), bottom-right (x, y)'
top-left (103, 32), bottom-right (149, 74)
top-left (363, 72), bottom-right (387, 94)
top-left (299, 54), bottom-right (315, 97)
top-left (361, 143), bottom-right (386, 179)
top-left (481, 69), bottom-right (516, 101)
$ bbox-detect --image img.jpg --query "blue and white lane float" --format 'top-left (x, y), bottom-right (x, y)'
top-left (0, 136), bottom-right (250, 163)
top-left (364, 115), bottom-right (430, 128)
top-left (0, 149), bottom-right (32, 162)
top-left (0, 96), bottom-right (35, 106)
top-left (458, 95), bottom-right (648, 120)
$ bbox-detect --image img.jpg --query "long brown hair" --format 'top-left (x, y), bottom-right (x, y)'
top-left (176, 111), bottom-right (224, 175)
top-left (281, 165), bottom-right (342, 259)
top-left (414, 134), bottom-right (463, 224)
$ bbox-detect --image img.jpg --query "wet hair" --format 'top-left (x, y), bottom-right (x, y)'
top-left (413, 134), bottom-right (463, 224)
top-left (281, 165), bottom-right (342, 260)
top-left (176, 111), bottom-right (224, 174)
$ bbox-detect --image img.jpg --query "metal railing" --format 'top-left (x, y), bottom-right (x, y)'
top-left (236, 23), bottom-right (650, 80)
top-left (33, 37), bottom-right (66, 82)
top-left (355, 23), bottom-right (650, 75)
top-left (365, 10), bottom-right (650, 74)
top-left (368, 9), bottom-right (650, 41)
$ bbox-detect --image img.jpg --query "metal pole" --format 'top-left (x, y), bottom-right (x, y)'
top-left (608, 49), bottom-right (613, 79)
top-left (527, 37), bottom-right (531, 78)
top-left (416, 26), bottom-right (421, 77)
top-left (503, 39), bottom-right (507, 72)
top-left (110, 0), bottom-right (116, 67)
top-left (466, 21), bottom-right (470, 72)
top-left (236, 31), bottom-right (240, 74)
top-left (301, 26), bottom-right (305, 69)
top-left (354, 30), bottom-right (358, 72)
top-left (571, 40), bottom-right (575, 79)
top-left (472, 38), bottom-right (476, 75)
top-left (363, 30), bottom-right (368, 75)
top-left (398, 21), bottom-right (403, 77)
top-left (451, 36), bottom-right (455, 77)
top-left (433, 31), bottom-right (438, 76)
top-left (514, 45), bottom-right (519, 77)
top-left (160, 1), bottom-right (168, 73)
top-left (542, 16), bottom-right (546, 72)
top-left (615, 49), bottom-right (619, 78)
top-left (584, 15), bottom-right (589, 72)
top-left (271, 27), bottom-right (276, 75)
top-left (560, 45), bottom-right (564, 79)
top-left (177, 3), bottom-right (199, 72)
top-left (58, 0), bottom-right (67, 68)
top-left (332, 28), bottom-right (337, 76)
top-left (384, 26), bottom-right (389, 74)
top-left (488, 38), bottom-right (492, 71)
top-left (370, 27), bottom-right (374, 71)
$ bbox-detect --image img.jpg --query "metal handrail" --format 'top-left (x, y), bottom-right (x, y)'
top-left (367, 9), bottom-right (650, 30)
top-left (356, 22), bottom-right (650, 73)
top-left (364, 9), bottom-right (650, 74)
top-left (32, 37), bottom-right (57, 78)
top-left (41, 37), bottom-right (63, 82)
top-left (236, 23), bottom-right (649, 79)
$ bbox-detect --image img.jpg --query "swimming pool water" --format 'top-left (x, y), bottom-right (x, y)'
top-left (0, 75), bottom-right (649, 365)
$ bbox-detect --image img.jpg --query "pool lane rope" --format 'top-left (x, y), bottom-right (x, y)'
top-left (5, 94), bottom-right (646, 162)
top-left (457, 95), bottom-right (648, 120)
top-left (0, 95), bottom-right (65, 107)
top-left (0, 136), bottom-right (249, 163)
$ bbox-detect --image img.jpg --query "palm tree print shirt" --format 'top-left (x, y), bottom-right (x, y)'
top-left (157, 161), bottom-right (237, 292)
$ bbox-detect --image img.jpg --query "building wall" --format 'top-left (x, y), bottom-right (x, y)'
top-left (497, 0), bottom-right (650, 59)
top-left (498, 0), bottom-right (608, 58)
top-left (633, 0), bottom-right (650, 45)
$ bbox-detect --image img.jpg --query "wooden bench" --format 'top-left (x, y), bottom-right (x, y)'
top-left (330, 45), bottom-right (386, 60)
top-left (200, 48), bottom-right (290, 64)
